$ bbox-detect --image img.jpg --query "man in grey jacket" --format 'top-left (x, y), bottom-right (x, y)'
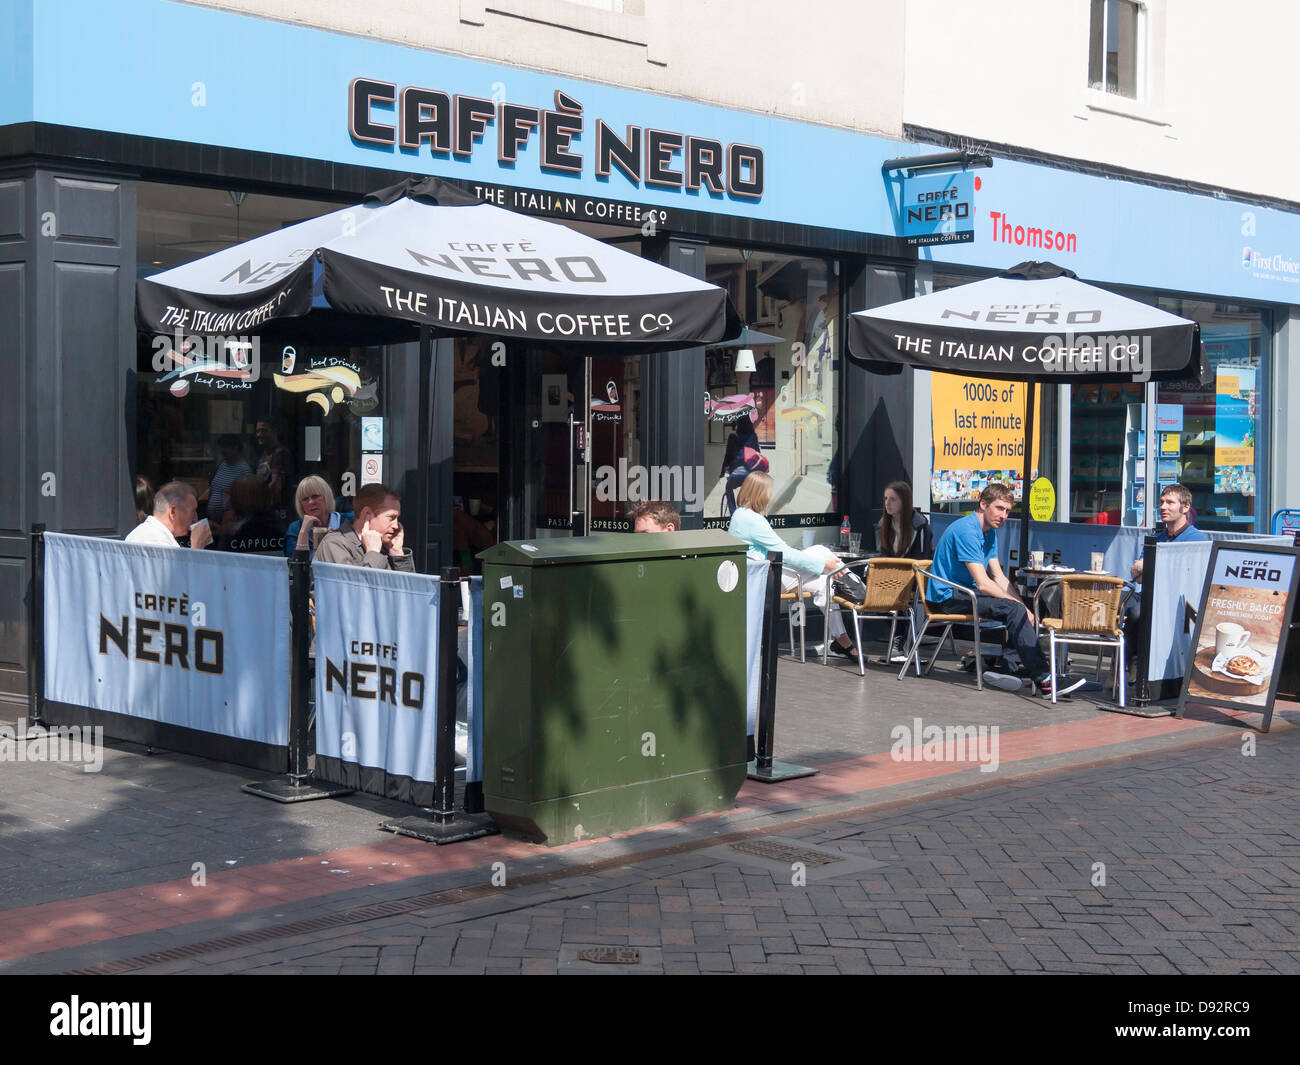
top-left (314, 482), bottom-right (414, 571)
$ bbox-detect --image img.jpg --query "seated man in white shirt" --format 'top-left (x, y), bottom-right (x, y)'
top-left (125, 481), bottom-right (213, 549)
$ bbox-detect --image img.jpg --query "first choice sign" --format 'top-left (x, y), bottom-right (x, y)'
top-left (349, 81), bottom-right (764, 200)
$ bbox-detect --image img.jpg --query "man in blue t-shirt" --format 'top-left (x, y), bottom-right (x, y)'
top-left (929, 482), bottom-right (1081, 697)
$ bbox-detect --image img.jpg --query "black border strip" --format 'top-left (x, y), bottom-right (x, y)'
top-left (40, 700), bottom-right (288, 774)
top-left (316, 753), bottom-right (434, 808)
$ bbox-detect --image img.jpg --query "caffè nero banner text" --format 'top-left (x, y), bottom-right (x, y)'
top-left (312, 562), bottom-right (444, 806)
top-left (42, 533), bottom-right (289, 747)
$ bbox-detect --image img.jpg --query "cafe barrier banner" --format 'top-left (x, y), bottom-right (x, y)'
top-left (745, 559), bottom-right (768, 734)
top-left (312, 562), bottom-right (441, 806)
top-left (42, 532), bottom-right (289, 758)
top-left (1179, 543), bottom-right (1299, 730)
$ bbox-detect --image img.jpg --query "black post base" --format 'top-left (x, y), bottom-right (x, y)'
top-left (242, 777), bottom-right (355, 803)
top-left (379, 811), bottom-right (500, 844)
top-left (746, 759), bottom-right (819, 784)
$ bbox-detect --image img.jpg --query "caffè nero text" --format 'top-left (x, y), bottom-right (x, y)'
top-left (325, 640), bottom-right (424, 709)
top-left (99, 615), bottom-right (224, 673)
top-left (349, 80), bottom-right (764, 198)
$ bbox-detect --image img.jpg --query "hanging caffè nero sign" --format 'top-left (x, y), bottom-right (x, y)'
top-left (348, 80), bottom-right (765, 200)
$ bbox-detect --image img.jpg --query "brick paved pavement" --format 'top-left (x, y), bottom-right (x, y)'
top-left (6, 706), bottom-right (1297, 975)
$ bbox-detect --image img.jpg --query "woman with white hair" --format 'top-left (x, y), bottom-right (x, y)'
top-left (283, 474), bottom-right (347, 558)
top-left (727, 471), bottom-right (857, 660)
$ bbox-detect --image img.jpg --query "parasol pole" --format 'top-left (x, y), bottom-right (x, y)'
top-left (1019, 381), bottom-right (1035, 574)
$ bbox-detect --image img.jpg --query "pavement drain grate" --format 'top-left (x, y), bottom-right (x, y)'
top-left (730, 840), bottom-right (841, 866)
top-left (576, 947), bottom-right (641, 965)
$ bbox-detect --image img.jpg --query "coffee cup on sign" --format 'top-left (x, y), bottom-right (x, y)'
top-left (1030, 550), bottom-right (1045, 569)
top-left (281, 345), bottom-right (297, 374)
top-left (1091, 552), bottom-right (1105, 573)
top-left (1214, 622), bottom-right (1251, 656)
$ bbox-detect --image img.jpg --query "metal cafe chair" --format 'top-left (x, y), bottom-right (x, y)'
top-left (780, 587), bottom-right (815, 662)
top-left (1038, 574), bottom-right (1133, 706)
top-left (823, 557), bottom-right (921, 677)
top-left (898, 563), bottom-right (1007, 691)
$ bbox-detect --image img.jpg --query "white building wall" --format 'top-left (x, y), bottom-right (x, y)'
top-left (902, 0), bottom-right (1300, 205)
top-left (186, 0), bottom-right (906, 137)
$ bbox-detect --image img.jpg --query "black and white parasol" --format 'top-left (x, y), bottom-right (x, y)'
top-left (848, 262), bottom-right (1205, 565)
top-left (138, 177), bottom-right (740, 351)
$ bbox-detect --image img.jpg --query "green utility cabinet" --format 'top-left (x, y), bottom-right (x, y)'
top-left (480, 531), bottom-right (749, 845)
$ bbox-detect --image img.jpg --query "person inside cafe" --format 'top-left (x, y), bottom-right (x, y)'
top-left (255, 418), bottom-right (295, 519)
top-left (630, 500), bottom-right (681, 532)
top-left (125, 481), bottom-right (213, 550)
top-left (285, 475), bottom-right (350, 558)
top-left (928, 482), bottom-right (1083, 696)
top-left (727, 471), bottom-right (857, 659)
top-left (1123, 483), bottom-right (1208, 637)
top-left (315, 482), bottom-right (413, 571)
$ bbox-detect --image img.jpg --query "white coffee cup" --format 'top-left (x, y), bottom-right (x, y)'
top-left (1030, 550), bottom-right (1045, 568)
top-left (1215, 622), bottom-right (1251, 656)
top-left (1091, 551), bottom-right (1105, 572)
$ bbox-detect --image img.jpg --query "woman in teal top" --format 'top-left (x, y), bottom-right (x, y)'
top-left (728, 472), bottom-right (857, 658)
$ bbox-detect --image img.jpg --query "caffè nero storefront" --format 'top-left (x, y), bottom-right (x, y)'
top-left (2, 0), bottom-right (1299, 706)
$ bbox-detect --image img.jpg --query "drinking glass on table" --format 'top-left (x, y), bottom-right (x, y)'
top-left (848, 532), bottom-right (862, 555)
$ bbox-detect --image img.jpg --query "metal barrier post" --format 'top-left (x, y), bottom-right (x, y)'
top-left (243, 550), bottom-right (354, 802)
top-left (1132, 535), bottom-right (1158, 708)
top-left (381, 568), bottom-right (498, 843)
top-left (26, 524), bottom-right (46, 729)
top-left (748, 550), bottom-right (817, 784)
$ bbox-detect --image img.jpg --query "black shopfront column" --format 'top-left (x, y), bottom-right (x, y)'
top-left (639, 235), bottom-right (708, 531)
top-left (0, 169), bottom-right (136, 708)
top-left (387, 328), bottom-right (453, 573)
top-left (843, 261), bottom-right (913, 537)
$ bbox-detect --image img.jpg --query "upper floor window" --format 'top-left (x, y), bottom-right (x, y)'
top-left (1089, 0), bottom-right (1145, 99)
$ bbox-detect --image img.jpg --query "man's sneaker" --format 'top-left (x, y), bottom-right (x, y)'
top-left (889, 638), bottom-right (907, 663)
top-left (1038, 674), bottom-right (1087, 698)
top-left (983, 672), bottom-right (1022, 692)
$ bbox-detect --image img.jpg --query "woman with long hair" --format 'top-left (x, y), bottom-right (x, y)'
top-left (728, 471), bottom-right (857, 659)
top-left (876, 481), bottom-right (932, 559)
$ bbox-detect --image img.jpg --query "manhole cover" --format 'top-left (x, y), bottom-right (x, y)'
top-left (576, 947), bottom-right (642, 965)
top-left (730, 839), bottom-right (840, 866)
top-left (1229, 782), bottom-right (1276, 795)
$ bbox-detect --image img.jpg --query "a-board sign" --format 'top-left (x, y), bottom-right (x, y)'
top-left (1177, 542), bottom-right (1300, 732)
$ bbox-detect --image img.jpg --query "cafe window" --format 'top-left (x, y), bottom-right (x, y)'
top-left (1153, 298), bottom-right (1268, 532)
top-left (1088, 0), bottom-right (1145, 100)
top-left (136, 181), bottom-right (385, 553)
top-left (703, 248), bottom-right (841, 525)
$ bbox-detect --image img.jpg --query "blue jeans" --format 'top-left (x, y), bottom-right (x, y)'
top-left (970, 594), bottom-right (1048, 679)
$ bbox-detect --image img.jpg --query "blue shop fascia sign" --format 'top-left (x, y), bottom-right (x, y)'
top-left (901, 171), bottom-right (975, 246)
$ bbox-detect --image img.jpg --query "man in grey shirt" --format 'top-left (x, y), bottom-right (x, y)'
top-left (314, 482), bottom-right (414, 571)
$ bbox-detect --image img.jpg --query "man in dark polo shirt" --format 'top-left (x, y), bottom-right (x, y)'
top-left (314, 482), bottom-right (413, 571)
top-left (1125, 483), bottom-right (1208, 636)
